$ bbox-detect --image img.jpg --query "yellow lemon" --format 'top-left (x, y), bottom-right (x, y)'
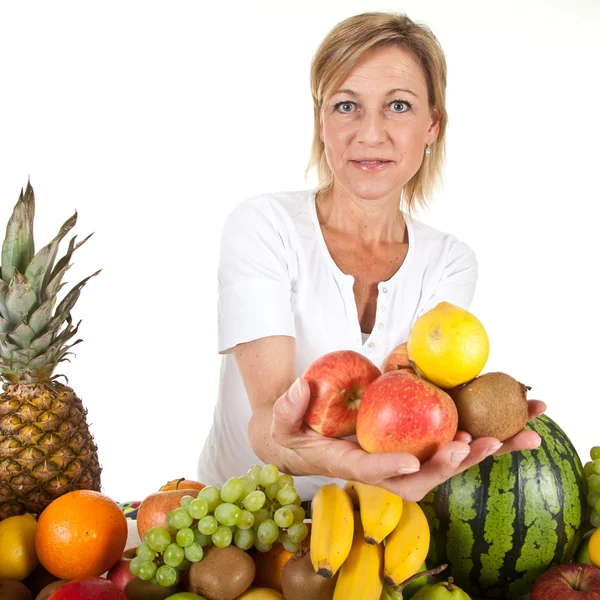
top-left (589, 527), bottom-right (600, 568)
top-left (407, 302), bottom-right (489, 388)
top-left (0, 513), bottom-right (39, 580)
top-left (236, 589), bottom-right (285, 599)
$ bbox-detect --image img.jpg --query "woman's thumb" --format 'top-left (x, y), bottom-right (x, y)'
top-left (273, 377), bottom-right (310, 429)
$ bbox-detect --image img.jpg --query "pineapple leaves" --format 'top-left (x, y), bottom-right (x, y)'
top-left (0, 279), bottom-right (8, 320)
top-left (54, 270), bottom-right (101, 320)
top-left (0, 333), bottom-right (19, 361)
top-left (0, 316), bottom-right (11, 334)
top-left (8, 320), bottom-right (36, 349)
top-left (28, 296), bottom-right (59, 336)
top-left (1, 181), bottom-right (35, 284)
top-left (5, 271), bottom-right (37, 324)
top-left (25, 211), bottom-right (77, 303)
top-left (49, 233), bottom-right (93, 290)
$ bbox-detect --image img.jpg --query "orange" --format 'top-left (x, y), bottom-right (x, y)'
top-left (589, 527), bottom-right (600, 568)
top-left (35, 490), bottom-right (128, 580)
top-left (159, 478), bottom-right (206, 492)
top-left (253, 527), bottom-right (311, 593)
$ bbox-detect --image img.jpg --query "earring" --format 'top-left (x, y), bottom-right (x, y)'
top-left (425, 144), bottom-right (431, 156)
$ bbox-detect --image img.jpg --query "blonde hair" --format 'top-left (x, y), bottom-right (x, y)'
top-left (307, 12), bottom-right (448, 212)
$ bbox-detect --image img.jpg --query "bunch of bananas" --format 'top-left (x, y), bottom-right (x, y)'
top-left (309, 482), bottom-right (431, 600)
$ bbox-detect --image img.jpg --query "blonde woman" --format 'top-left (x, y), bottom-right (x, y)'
top-left (198, 12), bottom-right (545, 502)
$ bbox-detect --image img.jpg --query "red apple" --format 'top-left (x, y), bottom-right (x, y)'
top-left (106, 548), bottom-right (179, 599)
top-left (303, 350), bottom-right (381, 437)
top-left (137, 489), bottom-right (200, 538)
top-left (49, 576), bottom-right (127, 599)
top-left (356, 369), bottom-right (458, 461)
top-left (530, 563), bottom-right (600, 599)
top-left (381, 342), bottom-right (411, 373)
top-left (106, 548), bottom-right (137, 592)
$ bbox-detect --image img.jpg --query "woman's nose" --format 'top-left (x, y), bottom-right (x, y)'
top-left (356, 111), bottom-right (388, 145)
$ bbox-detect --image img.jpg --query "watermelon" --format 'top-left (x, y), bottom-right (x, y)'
top-left (419, 414), bottom-right (587, 599)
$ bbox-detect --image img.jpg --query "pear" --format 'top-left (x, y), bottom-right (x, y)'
top-left (411, 578), bottom-right (472, 599)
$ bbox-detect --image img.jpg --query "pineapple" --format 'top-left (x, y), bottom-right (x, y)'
top-left (0, 181), bottom-right (101, 519)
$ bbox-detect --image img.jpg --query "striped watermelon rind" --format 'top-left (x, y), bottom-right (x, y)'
top-left (419, 414), bottom-right (587, 599)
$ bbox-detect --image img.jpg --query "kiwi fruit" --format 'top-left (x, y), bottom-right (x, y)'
top-left (187, 545), bottom-right (255, 600)
top-left (0, 580), bottom-right (34, 600)
top-left (450, 372), bottom-right (530, 441)
top-left (35, 580), bottom-right (68, 600)
top-left (281, 548), bottom-right (338, 600)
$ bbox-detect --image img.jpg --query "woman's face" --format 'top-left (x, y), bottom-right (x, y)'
top-left (320, 44), bottom-right (440, 204)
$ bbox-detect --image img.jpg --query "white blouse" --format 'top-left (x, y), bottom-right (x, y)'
top-left (198, 188), bottom-right (478, 501)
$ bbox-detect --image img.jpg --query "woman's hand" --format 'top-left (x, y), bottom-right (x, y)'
top-left (272, 377), bottom-right (546, 502)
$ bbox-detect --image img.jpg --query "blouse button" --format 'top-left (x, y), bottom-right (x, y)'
top-left (378, 323), bottom-right (384, 329)
top-left (368, 342), bottom-right (375, 349)
top-left (382, 286), bottom-right (388, 293)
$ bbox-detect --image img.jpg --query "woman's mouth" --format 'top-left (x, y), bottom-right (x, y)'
top-left (350, 160), bottom-right (393, 172)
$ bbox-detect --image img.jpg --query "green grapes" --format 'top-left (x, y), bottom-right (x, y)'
top-left (274, 507), bottom-right (294, 528)
top-left (242, 490), bottom-right (266, 512)
top-left (176, 528), bottom-right (195, 548)
top-left (235, 528), bottom-right (255, 551)
top-left (185, 542), bottom-right (204, 562)
top-left (131, 463), bottom-right (304, 588)
top-left (146, 526), bottom-right (172, 553)
top-left (257, 519), bottom-right (279, 545)
top-left (287, 522), bottom-right (309, 544)
top-left (198, 486), bottom-right (222, 512)
top-left (221, 477), bottom-right (244, 504)
top-left (277, 485), bottom-right (298, 505)
top-left (212, 525), bottom-right (233, 548)
top-left (259, 464), bottom-right (279, 487)
top-left (198, 515), bottom-right (219, 535)
top-left (135, 542), bottom-right (155, 561)
top-left (164, 543), bottom-right (185, 568)
top-left (188, 497), bottom-right (209, 520)
top-left (214, 502), bottom-right (242, 527)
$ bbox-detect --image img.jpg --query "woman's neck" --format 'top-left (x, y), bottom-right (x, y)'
top-left (316, 185), bottom-right (405, 244)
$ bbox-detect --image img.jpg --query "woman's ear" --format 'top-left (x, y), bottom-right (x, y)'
top-left (427, 108), bottom-right (441, 144)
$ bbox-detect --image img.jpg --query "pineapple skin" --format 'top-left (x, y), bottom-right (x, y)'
top-left (0, 382), bottom-right (102, 519)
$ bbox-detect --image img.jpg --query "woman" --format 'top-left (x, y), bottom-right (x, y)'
top-left (198, 12), bottom-right (545, 502)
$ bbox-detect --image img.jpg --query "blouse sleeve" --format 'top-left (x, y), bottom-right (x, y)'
top-left (417, 238), bottom-right (479, 317)
top-left (217, 197), bottom-right (296, 354)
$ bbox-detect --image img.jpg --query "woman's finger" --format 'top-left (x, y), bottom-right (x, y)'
top-left (494, 429), bottom-right (541, 456)
top-left (454, 430), bottom-right (472, 443)
top-left (271, 377), bottom-right (311, 445)
top-left (527, 400), bottom-right (546, 420)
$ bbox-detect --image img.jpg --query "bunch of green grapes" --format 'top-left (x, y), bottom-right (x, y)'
top-left (130, 463), bottom-right (309, 587)
top-left (584, 446), bottom-right (600, 527)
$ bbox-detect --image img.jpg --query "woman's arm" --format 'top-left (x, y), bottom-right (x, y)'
top-left (233, 335), bottom-right (311, 475)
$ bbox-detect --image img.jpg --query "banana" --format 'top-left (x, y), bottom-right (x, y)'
top-left (383, 500), bottom-right (430, 587)
top-left (333, 512), bottom-right (384, 600)
top-left (345, 481), bottom-right (403, 545)
top-left (310, 483), bottom-right (354, 578)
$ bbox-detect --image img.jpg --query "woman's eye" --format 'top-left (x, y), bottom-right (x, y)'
top-left (334, 101), bottom-right (355, 113)
top-left (391, 100), bottom-right (411, 112)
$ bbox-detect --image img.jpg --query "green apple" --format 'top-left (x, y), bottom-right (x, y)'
top-left (411, 577), bottom-right (472, 599)
top-left (166, 593), bottom-right (207, 600)
top-left (575, 529), bottom-right (595, 565)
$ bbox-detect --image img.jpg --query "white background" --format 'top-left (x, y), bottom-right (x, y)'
top-left (1, 0), bottom-right (598, 502)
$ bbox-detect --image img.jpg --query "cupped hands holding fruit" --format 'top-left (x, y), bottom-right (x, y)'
top-left (271, 302), bottom-right (545, 501)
